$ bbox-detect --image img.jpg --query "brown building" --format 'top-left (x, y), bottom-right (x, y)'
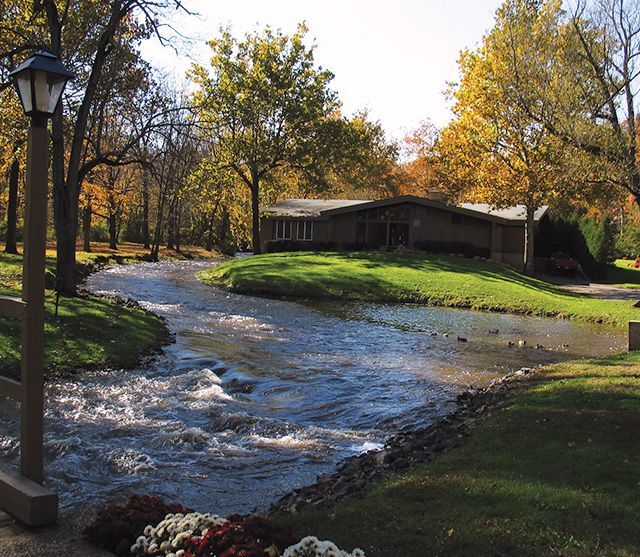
top-left (260, 195), bottom-right (548, 267)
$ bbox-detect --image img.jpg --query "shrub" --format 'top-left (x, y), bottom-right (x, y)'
top-left (90, 221), bottom-right (111, 243)
top-left (83, 495), bottom-right (193, 556)
top-left (182, 514), bottom-right (295, 557)
top-left (579, 215), bottom-right (616, 265)
top-left (265, 240), bottom-right (337, 253)
top-left (130, 511), bottom-right (227, 557)
top-left (615, 220), bottom-right (640, 258)
top-left (535, 215), bottom-right (609, 278)
top-left (414, 240), bottom-right (490, 259)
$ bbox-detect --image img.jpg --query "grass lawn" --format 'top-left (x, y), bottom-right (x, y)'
top-left (277, 352), bottom-right (640, 556)
top-left (0, 242), bottom-right (219, 377)
top-left (604, 259), bottom-right (640, 289)
top-left (198, 252), bottom-right (639, 327)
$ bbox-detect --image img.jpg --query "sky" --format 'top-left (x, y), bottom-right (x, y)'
top-left (142, 0), bottom-right (504, 140)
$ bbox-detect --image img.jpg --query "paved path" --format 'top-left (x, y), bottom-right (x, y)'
top-left (0, 508), bottom-right (110, 557)
top-left (559, 283), bottom-right (640, 301)
top-left (535, 272), bottom-right (640, 301)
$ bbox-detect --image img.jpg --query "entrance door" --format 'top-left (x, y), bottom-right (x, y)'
top-left (368, 222), bottom-right (387, 247)
top-left (389, 222), bottom-right (409, 247)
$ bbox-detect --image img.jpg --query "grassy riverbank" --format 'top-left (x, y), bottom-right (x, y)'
top-left (606, 259), bottom-right (640, 289)
top-left (198, 252), bottom-right (638, 326)
top-left (0, 243), bottom-right (219, 377)
top-left (278, 352), bottom-right (640, 556)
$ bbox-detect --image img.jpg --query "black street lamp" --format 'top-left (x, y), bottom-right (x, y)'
top-left (0, 51), bottom-right (73, 526)
top-left (9, 50), bottom-right (74, 126)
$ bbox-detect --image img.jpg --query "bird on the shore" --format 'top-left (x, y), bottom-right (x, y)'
top-left (488, 329), bottom-right (499, 334)
top-left (428, 331), bottom-right (438, 336)
top-left (536, 343), bottom-right (544, 350)
top-left (443, 333), bottom-right (449, 338)
top-left (561, 342), bottom-right (570, 348)
top-left (457, 336), bottom-right (468, 343)
top-left (508, 341), bottom-right (515, 347)
top-left (518, 340), bottom-right (527, 348)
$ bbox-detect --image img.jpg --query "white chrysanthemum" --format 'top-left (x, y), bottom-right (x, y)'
top-left (130, 510), bottom-right (229, 556)
top-left (282, 536), bottom-right (366, 557)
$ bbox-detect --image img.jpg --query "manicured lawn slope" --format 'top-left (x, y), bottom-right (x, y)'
top-left (198, 252), bottom-right (638, 326)
top-left (278, 352), bottom-right (640, 557)
top-left (0, 243), bottom-right (218, 376)
top-left (605, 259), bottom-right (640, 289)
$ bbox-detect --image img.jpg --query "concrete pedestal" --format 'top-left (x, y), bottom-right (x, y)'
top-left (629, 321), bottom-right (640, 351)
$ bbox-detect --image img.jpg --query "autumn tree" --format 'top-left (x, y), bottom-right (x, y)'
top-left (33, 0), bottom-right (190, 295)
top-left (439, 0), bottom-right (585, 274)
top-left (490, 0), bottom-right (640, 209)
top-left (191, 25), bottom-right (354, 254)
top-left (401, 119), bottom-right (440, 196)
top-left (0, 0), bottom-right (33, 254)
top-left (326, 111), bottom-right (402, 199)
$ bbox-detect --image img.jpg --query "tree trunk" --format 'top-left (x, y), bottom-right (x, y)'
top-left (5, 158), bottom-right (19, 254)
top-left (82, 202), bottom-right (92, 252)
top-left (251, 179), bottom-right (261, 254)
top-left (524, 205), bottom-right (536, 275)
top-left (166, 198), bottom-right (175, 250)
top-left (53, 191), bottom-right (78, 296)
top-left (174, 200), bottom-right (180, 252)
top-left (108, 213), bottom-right (118, 250)
top-left (205, 203), bottom-right (220, 251)
top-left (142, 174), bottom-right (150, 249)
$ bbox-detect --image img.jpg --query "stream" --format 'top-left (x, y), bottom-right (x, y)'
top-left (0, 259), bottom-right (625, 515)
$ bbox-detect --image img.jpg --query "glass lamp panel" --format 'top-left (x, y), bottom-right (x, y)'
top-left (33, 71), bottom-right (50, 114)
top-left (33, 71), bottom-right (67, 115)
top-left (46, 77), bottom-right (66, 113)
top-left (14, 71), bottom-right (33, 113)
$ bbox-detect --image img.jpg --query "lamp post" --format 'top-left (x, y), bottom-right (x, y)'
top-left (0, 51), bottom-right (72, 525)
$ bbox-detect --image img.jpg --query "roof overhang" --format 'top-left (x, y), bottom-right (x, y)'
top-left (263, 195), bottom-right (549, 226)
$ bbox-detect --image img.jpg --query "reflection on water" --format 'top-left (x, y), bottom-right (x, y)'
top-left (0, 260), bottom-right (625, 514)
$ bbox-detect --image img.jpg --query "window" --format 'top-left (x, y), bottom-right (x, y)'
top-left (297, 221), bottom-right (313, 241)
top-left (272, 219), bottom-right (292, 240)
top-left (451, 213), bottom-right (463, 225)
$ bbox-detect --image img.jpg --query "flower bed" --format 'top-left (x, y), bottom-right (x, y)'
top-left (84, 496), bottom-right (365, 557)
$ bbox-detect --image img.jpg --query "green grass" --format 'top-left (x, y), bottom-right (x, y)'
top-left (198, 252), bottom-right (639, 326)
top-left (278, 352), bottom-right (640, 556)
top-left (0, 242), bottom-right (219, 377)
top-left (604, 259), bottom-right (640, 289)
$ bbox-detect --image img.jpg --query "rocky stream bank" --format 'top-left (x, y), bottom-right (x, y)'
top-left (268, 366), bottom-right (538, 516)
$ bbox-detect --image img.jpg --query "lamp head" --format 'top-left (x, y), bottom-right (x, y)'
top-left (9, 51), bottom-right (74, 125)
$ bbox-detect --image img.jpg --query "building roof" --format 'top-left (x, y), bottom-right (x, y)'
top-left (264, 199), bottom-right (367, 218)
top-left (264, 196), bottom-right (548, 225)
top-left (458, 203), bottom-right (548, 222)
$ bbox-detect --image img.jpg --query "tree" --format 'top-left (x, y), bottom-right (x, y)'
top-left (495, 0), bottom-right (640, 209)
top-left (0, 1), bottom-right (32, 254)
top-left (401, 119), bottom-right (440, 196)
top-left (34, 0), bottom-right (189, 295)
top-left (438, 0), bottom-right (585, 274)
top-left (191, 25), bottom-right (345, 254)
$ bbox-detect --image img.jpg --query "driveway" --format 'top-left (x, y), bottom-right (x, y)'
top-left (536, 273), bottom-right (640, 301)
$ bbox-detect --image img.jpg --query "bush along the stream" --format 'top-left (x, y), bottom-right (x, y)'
top-left (85, 496), bottom-right (365, 557)
top-left (83, 495), bottom-right (194, 556)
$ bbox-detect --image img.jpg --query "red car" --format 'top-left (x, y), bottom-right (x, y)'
top-left (546, 252), bottom-right (579, 276)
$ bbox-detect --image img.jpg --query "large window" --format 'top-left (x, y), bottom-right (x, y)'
top-left (297, 221), bottom-right (313, 241)
top-left (272, 219), bottom-right (292, 240)
top-left (354, 203), bottom-right (411, 246)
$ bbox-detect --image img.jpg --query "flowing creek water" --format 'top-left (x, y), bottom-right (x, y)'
top-left (0, 260), bottom-right (625, 515)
